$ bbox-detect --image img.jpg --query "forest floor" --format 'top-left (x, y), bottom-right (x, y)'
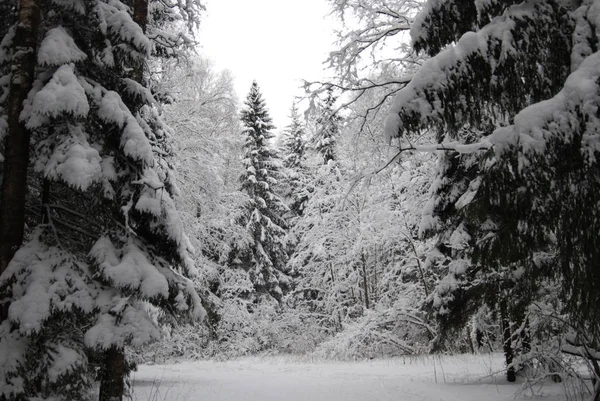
top-left (131, 353), bottom-right (578, 401)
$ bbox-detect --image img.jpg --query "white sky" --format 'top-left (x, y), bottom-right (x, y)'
top-left (197, 0), bottom-right (338, 132)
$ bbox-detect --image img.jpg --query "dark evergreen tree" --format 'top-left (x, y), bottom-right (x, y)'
top-left (237, 81), bottom-right (290, 302)
top-left (314, 88), bottom-right (340, 165)
top-left (0, 0), bottom-right (204, 399)
top-left (385, 0), bottom-right (600, 383)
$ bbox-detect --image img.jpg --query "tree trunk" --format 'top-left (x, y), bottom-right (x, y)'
top-left (133, 0), bottom-right (148, 34)
top-left (0, 0), bottom-right (42, 321)
top-left (41, 179), bottom-right (50, 223)
top-left (591, 358), bottom-right (600, 401)
top-left (131, 0), bottom-right (148, 83)
top-left (520, 318), bottom-right (531, 355)
top-left (361, 252), bottom-right (370, 310)
top-left (500, 302), bottom-right (516, 382)
top-left (98, 347), bottom-right (126, 401)
top-left (466, 326), bottom-right (475, 354)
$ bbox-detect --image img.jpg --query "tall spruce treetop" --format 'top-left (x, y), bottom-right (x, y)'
top-left (282, 103), bottom-right (306, 170)
top-left (238, 81), bottom-right (290, 301)
top-left (385, 0), bottom-right (600, 354)
top-left (314, 88), bottom-right (340, 165)
top-left (281, 103), bottom-right (310, 216)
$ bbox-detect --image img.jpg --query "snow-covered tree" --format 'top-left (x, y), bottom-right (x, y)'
top-left (0, 0), bottom-right (205, 399)
top-left (235, 81), bottom-right (290, 302)
top-left (305, 0), bottom-right (422, 129)
top-left (142, 56), bottom-right (271, 361)
top-left (289, 151), bottom-right (436, 356)
top-left (280, 103), bottom-right (310, 216)
top-left (286, 73), bottom-right (438, 356)
top-left (313, 88), bottom-right (341, 165)
top-left (385, 0), bottom-right (600, 383)
top-left (282, 103), bottom-right (306, 171)
top-left (162, 57), bottom-right (246, 265)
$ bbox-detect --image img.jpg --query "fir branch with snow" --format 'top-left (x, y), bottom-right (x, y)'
top-left (386, 0), bottom-right (600, 383)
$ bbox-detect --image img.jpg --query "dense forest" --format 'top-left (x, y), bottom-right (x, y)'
top-left (0, 0), bottom-right (600, 400)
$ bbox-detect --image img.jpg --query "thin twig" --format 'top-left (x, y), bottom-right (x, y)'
top-left (44, 205), bottom-right (64, 249)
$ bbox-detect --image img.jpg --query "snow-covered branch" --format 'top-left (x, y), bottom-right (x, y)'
top-left (373, 139), bottom-right (492, 175)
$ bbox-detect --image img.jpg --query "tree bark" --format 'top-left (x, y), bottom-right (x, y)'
top-left (466, 326), bottom-right (475, 354)
top-left (131, 0), bottom-right (148, 83)
top-left (500, 302), bottom-right (516, 382)
top-left (0, 0), bottom-right (42, 321)
top-left (133, 0), bottom-right (148, 34)
top-left (592, 357), bottom-right (600, 401)
top-left (98, 347), bottom-right (126, 401)
top-left (361, 252), bottom-right (370, 310)
top-left (41, 179), bottom-right (50, 223)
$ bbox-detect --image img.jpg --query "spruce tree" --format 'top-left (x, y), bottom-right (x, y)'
top-left (281, 103), bottom-right (309, 216)
top-left (237, 81), bottom-right (290, 302)
top-left (314, 88), bottom-right (340, 165)
top-left (282, 103), bottom-right (306, 170)
top-left (0, 0), bottom-right (204, 399)
top-left (385, 0), bottom-right (600, 382)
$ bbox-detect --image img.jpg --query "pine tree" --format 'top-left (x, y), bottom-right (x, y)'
top-left (237, 81), bottom-right (290, 302)
top-left (0, 0), bottom-right (204, 399)
top-left (385, 0), bottom-right (600, 382)
top-left (314, 88), bottom-right (340, 165)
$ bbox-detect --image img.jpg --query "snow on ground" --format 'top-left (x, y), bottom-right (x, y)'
top-left (131, 353), bottom-right (574, 401)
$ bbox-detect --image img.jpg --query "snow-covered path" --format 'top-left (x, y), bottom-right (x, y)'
top-left (131, 354), bottom-right (568, 401)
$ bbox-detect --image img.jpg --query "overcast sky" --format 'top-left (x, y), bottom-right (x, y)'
top-left (198, 0), bottom-right (338, 131)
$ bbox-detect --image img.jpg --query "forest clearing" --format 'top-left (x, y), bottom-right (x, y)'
top-left (131, 354), bottom-right (572, 401)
